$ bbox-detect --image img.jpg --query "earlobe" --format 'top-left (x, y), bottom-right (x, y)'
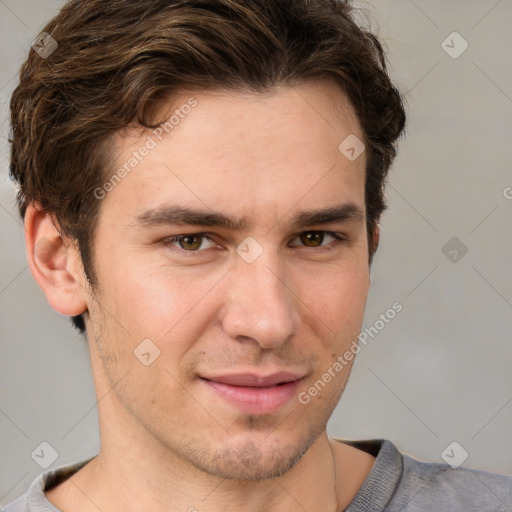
top-left (24, 203), bottom-right (88, 317)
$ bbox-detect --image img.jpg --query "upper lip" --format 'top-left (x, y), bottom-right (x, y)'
top-left (201, 371), bottom-right (304, 387)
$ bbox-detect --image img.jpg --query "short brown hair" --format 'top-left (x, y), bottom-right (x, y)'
top-left (9, 0), bottom-right (406, 334)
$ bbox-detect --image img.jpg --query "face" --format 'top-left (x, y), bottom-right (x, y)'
top-left (84, 80), bottom-right (372, 480)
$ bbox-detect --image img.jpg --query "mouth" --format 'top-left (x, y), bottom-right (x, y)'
top-left (199, 371), bottom-right (305, 414)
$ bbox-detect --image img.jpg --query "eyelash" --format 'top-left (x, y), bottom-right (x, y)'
top-left (161, 231), bottom-right (346, 255)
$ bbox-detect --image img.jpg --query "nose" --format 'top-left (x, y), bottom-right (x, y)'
top-left (220, 251), bottom-right (301, 349)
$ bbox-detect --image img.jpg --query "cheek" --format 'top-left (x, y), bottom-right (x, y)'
top-left (296, 261), bottom-right (369, 344)
top-left (94, 254), bottom-right (224, 349)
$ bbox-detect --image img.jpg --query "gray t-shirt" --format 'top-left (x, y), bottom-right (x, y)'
top-left (3, 439), bottom-right (511, 511)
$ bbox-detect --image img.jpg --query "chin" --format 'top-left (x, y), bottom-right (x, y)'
top-left (191, 428), bottom-right (321, 481)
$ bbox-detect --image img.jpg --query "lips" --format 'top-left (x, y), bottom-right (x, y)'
top-left (200, 371), bottom-right (305, 414)
top-left (202, 371), bottom-right (303, 387)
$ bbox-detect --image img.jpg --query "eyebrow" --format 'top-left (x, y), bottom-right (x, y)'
top-left (131, 202), bottom-right (364, 231)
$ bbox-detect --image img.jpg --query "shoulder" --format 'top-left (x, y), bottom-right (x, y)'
top-left (338, 438), bottom-right (512, 511)
top-left (2, 456), bottom-right (94, 512)
top-left (387, 451), bottom-right (512, 511)
top-left (2, 487), bottom-right (31, 512)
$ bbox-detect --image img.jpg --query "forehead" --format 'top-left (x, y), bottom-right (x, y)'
top-left (102, 80), bottom-right (366, 228)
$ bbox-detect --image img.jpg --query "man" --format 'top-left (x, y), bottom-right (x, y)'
top-left (4, 0), bottom-right (511, 511)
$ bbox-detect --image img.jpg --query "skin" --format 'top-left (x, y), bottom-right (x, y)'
top-left (25, 80), bottom-right (379, 512)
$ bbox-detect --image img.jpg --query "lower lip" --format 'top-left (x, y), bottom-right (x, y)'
top-left (202, 379), bottom-right (301, 414)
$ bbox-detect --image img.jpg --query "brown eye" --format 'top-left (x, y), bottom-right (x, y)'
top-left (299, 231), bottom-right (325, 247)
top-left (178, 234), bottom-right (203, 250)
top-left (290, 231), bottom-right (344, 250)
top-left (163, 233), bottom-right (218, 254)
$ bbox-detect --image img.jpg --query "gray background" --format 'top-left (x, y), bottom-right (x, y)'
top-left (1, 0), bottom-right (511, 506)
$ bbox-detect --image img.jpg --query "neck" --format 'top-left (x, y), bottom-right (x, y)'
top-left (78, 428), bottom-right (341, 512)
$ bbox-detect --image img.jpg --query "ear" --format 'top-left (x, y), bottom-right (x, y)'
top-left (24, 203), bottom-right (88, 317)
top-left (371, 223), bottom-right (380, 255)
top-left (368, 223), bottom-right (380, 271)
